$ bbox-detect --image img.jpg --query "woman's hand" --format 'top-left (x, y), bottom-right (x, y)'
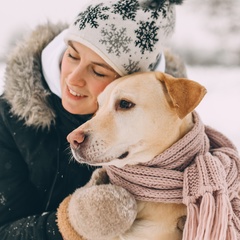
top-left (57, 169), bottom-right (137, 240)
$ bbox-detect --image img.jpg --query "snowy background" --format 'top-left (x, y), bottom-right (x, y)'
top-left (0, 0), bottom-right (239, 151)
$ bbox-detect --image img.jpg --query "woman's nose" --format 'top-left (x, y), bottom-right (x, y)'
top-left (68, 65), bottom-right (86, 86)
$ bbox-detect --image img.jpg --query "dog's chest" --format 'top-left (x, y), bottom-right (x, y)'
top-left (117, 200), bottom-right (186, 240)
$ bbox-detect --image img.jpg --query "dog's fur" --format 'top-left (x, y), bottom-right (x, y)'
top-left (67, 72), bottom-right (206, 240)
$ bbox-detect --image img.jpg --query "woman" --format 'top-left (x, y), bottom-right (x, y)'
top-left (0, 0), bottom-right (185, 239)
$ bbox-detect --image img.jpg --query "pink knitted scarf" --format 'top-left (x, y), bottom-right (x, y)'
top-left (105, 112), bottom-right (240, 240)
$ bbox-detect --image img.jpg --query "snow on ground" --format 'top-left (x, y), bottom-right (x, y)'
top-left (0, 63), bottom-right (239, 151)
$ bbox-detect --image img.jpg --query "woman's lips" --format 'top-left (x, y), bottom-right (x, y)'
top-left (69, 88), bottom-right (84, 97)
top-left (67, 86), bottom-right (87, 98)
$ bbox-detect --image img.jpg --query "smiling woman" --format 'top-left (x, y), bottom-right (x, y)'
top-left (60, 41), bottom-right (120, 115)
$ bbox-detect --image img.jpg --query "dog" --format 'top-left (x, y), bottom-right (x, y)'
top-left (67, 72), bottom-right (207, 240)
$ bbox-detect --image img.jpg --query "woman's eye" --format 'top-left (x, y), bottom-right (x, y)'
top-left (68, 53), bottom-right (79, 60)
top-left (93, 70), bottom-right (105, 78)
top-left (118, 100), bottom-right (135, 110)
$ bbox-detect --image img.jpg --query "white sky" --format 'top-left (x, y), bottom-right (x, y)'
top-left (0, 0), bottom-right (86, 56)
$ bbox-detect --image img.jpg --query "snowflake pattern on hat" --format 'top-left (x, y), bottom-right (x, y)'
top-left (66, 0), bottom-right (176, 75)
top-left (135, 21), bottom-right (160, 54)
top-left (163, 6), bottom-right (175, 36)
top-left (100, 24), bottom-right (132, 56)
top-left (143, 1), bottom-right (168, 19)
top-left (149, 53), bottom-right (161, 71)
top-left (74, 3), bottom-right (110, 29)
top-left (124, 59), bottom-right (141, 74)
top-left (112, 0), bottom-right (140, 21)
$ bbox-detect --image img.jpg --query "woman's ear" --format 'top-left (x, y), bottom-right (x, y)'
top-left (155, 72), bottom-right (207, 119)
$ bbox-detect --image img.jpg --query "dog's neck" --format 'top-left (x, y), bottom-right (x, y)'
top-left (178, 113), bottom-right (195, 141)
top-left (157, 113), bottom-right (195, 156)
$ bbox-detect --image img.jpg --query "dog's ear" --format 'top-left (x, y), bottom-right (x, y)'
top-left (156, 72), bottom-right (207, 119)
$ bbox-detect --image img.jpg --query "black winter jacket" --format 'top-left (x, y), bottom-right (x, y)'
top-left (0, 23), bottom-right (187, 239)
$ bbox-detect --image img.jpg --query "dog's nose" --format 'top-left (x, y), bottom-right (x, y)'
top-left (67, 129), bottom-right (86, 149)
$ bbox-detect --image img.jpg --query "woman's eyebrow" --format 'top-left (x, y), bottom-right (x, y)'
top-left (68, 41), bottom-right (116, 73)
top-left (92, 62), bottom-right (116, 72)
top-left (68, 42), bottom-right (78, 52)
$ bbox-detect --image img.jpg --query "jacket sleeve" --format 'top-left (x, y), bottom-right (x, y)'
top-left (0, 99), bottom-right (63, 240)
top-left (0, 212), bottom-right (63, 240)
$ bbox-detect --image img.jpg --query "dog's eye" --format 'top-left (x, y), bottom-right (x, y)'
top-left (117, 100), bottom-right (135, 110)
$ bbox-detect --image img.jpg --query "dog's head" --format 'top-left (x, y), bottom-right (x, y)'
top-left (67, 72), bottom-right (206, 167)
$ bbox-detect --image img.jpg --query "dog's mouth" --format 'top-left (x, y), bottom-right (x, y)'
top-left (71, 146), bottom-right (131, 165)
top-left (71, 140), bottom-right (146, 167)
top-left (71, 148), bottom-right (131, 167)
top-left (117, 151), bottom-right (129, 159)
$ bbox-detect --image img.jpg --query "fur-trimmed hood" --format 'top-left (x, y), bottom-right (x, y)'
top-left (2, 22), bottom-right (187, 129)
top-left (3, 22), bottom-right (67, 129)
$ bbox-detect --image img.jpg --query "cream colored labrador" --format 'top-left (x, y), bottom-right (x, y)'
top-left (67, 72), bottom-right (206, 240)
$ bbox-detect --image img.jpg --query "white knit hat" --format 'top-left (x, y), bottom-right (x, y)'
top-left (64, 0), bottom-right (182, 76)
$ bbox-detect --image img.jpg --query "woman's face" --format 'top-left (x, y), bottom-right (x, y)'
top-left (60, 41), bottom-right (120, 115)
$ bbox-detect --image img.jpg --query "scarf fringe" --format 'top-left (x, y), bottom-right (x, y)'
top-left (227, 225), bottom-right (237, 240)
top-left (182, 202), bottom-right (199, 240)
top-left (183, 192), bottom-right (215, 240)
top-left (183, 191), bottom-right (238, 240)
top-left (196, 191), bottom-right (215, 239)
top-left (211, 192), bottom-right (229, 240)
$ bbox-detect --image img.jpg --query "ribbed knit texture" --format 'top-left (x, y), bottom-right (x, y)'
top-left (105, 111), bottom-right (240, 239)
